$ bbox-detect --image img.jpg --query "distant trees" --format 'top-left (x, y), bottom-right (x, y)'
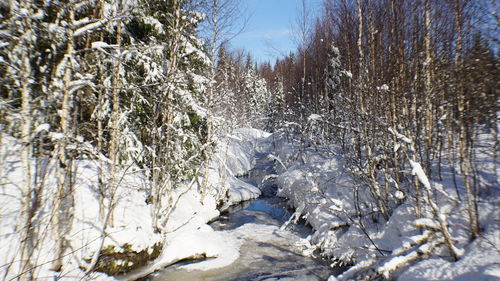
top-left (259, 0), bottom-right (498, 264)
top-left (213, 47), bottom-right (271, 130)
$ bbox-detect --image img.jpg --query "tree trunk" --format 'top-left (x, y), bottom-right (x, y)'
top-left (423, 0), bottom-right (434, 177)
top-left (19, 8), bottom-right (35, 277)
top-left (454, 0), bottom-right (479, 239)
top-left (52, 6), bottom-right (75, 272)
top-left (108, 1), bottom-right (123, 228)
top-left (200, 0), bottom-right (219, 202)
top-left (356, 0), bottom-right (366, 118)
top-left (151, 0), bottom-right (183, 231)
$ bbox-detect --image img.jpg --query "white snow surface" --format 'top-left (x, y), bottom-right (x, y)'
top-left (0, 134), bottom-right (157, 280)
top-left (207, 128), bottom-right (271, 207)
top-left (268, 131), bottom-right (499, 280)
top-left (0, 128), bottom-right (272, 280)
top-left (120, 128), bottom-right (272, 280)
top-left (398, 227), bottom-right (500, 281)
top-left (2, 128), bottom-right (498, 280)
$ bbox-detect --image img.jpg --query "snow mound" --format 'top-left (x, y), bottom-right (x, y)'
top-left (268, 131), bottom-right (499, 281)
top-left (0, 134), bottom-right (161, 280)
top-left (162, 224), bottom-right (241, 271)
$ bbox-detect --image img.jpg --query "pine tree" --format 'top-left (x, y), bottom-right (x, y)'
top-left (244, 65), bottom-right (269, 128)
top-left (119, 0), bottom-right (211, 231)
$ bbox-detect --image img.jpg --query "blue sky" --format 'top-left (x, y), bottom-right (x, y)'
top-left (230, 0), bottom-right (322, 64)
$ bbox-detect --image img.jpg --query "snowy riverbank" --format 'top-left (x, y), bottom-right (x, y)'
top-left (2, 128), bottom-right (498, 280)
top-left (268, 131), bottom-right (500, 281)
top-left (0, 128), bottom-right (267, 280)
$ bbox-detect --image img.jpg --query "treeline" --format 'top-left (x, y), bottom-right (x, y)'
top-left (213, 44), bottom-right (273, 130)
top-left (0, 0), bottom-right (274, 277)
top-left (259, 0), bottom-right (498, 261)
top-left (0, 0), bottom-right (232, 277)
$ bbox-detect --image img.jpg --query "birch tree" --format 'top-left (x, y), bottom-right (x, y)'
top-left (452, 0), bottom-right (480, 239)
top-left (50, 2), bottom-right (76, 271)
top-left (199, 0), bottom-right (244, 199)
top-left (17, 2), bottom-right (36, 277)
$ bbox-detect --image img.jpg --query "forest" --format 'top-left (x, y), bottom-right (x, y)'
top-left (0, 0), bottom-right (498, 280)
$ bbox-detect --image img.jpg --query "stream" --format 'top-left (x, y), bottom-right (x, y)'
top-left (144, 153), bottom-right (343, 281)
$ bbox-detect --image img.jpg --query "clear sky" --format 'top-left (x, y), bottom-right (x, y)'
top-left (230, 0), bottom-right (322, 64)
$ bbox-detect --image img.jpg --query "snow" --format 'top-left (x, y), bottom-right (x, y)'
top-left (414, 218), bottom-right (440, 230)
top-left (389, 127), bottom-right (413, 144)
top-left (409, 159), bottom-right (432, 189)
top-left (395, 190), bottom-right (405, 200)
top-left (377, 84), bottom-right (390, 91)
top-left (341, 70), bottom-right (352, 78)
top-left (308, 114), bottom-right (322, 121)
top-left (142, 16), bottom-right (166, 35)
top-left (0, 128), bottom-right (272, 280)
top-left (118, 128), bottom-right (273, 279)
top-left (398, 227), bottom-right (500, 281)
top-left (206, 128), bottom-right (272, 207)
top-left (175, 88), bottom-right (208, 118)
top-left (1, 127), bottom-right (498, 280)
top-left (74, 20), bottom-right (107, 37)
top-left (264, 130), bottom-right (499, 280)
top-left (163, 224), bottom-right (241, 271)
top-left (49, 131), bottom-right (64, 140)
top-left (74, 17), bottom-right (91, 28)
top-left (0, 134), bottom-right (161, 280)
top-left (91, 41), bottom-right (116, 49)
top-left (225, 174), bottom-right (261, 203)
top-left (35, 123), bottom-right (50, 133)
top-left (119, 188), bottom-right (239, 279)
top-left (379, 253), bottom-right (419, 279)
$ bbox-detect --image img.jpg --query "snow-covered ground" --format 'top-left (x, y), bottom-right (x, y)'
top-left (0, 128), bottom-right (268, 280)
top-left (151, 128), bottom-right (500, 281)
top-left (0, 134), bottom-right (158, 280)
top-left (267, 131), bottom-right (500, 281)
top-left (122, 128), bottom-right (273, 280)
top-left (1, 128), bottom-right (498, 280)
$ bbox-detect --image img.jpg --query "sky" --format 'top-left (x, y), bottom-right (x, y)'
top-left (230, 0), bottom-right (322, 64)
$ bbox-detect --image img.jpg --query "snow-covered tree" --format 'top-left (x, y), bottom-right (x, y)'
top-left (264, 76), bottom-right (285, 132)
top-left (0, 0), bottom-right (214, 276)
top-left (116, 0), bottom-right (211, 231)
top-left (244, 67), bottom-right (269, 128)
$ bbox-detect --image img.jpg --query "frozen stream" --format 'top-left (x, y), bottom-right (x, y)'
top-left (144, 153), bottom-right (343, 281)
top-left (146, 196), bottom-right (340, 281)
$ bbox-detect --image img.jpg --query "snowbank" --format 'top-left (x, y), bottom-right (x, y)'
top-left (269, 131), bottom-right (499, 280)
top-left (0, 134), bottom-right (161, 280)
top-left (206, 128), bottom-right (272, 208)
top-left (119, 188), bottom-right (240, 280)
top-left (223, 128), bottom-right (271, 176)
top-left (398, 225), bottom-right (500, 281)
top-left (0, 128), bottom-right (272, 280)
top-left (118, 127), bottom-right (273, 280)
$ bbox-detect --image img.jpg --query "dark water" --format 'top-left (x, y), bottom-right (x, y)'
top-left (211, 196), bottom-right (315, 239)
